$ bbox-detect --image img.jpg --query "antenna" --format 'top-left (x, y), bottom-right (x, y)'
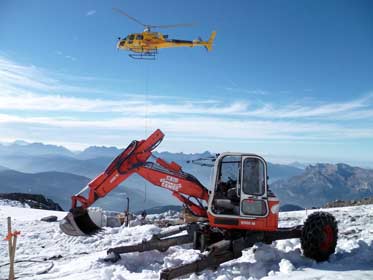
top-left (186, 154), bottom-right (219, 167)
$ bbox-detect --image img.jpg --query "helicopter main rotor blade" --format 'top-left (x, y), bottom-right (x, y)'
top-left (149, 23), bottom-right (195, 29)
top-left (112, 7), bottom-right (147, 27)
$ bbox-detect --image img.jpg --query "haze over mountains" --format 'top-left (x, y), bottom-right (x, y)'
top-left (0, 141), bottom-right (372, 211)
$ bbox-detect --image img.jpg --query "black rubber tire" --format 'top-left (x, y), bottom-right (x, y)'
top-left (301, 211), bottom-right (338, 262)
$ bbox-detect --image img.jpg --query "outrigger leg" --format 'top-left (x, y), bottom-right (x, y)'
top-left (160, 226), bottom-right (303, 280)
top-left (104, 224), bottom-right (194, 263)
top-left (160, 239), bottom-right (240, 280)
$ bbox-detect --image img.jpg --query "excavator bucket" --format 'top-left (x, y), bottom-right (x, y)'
top-left (59, 207), bottom-right (101, 236)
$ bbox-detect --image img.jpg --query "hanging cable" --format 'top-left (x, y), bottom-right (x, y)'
top-left (143, 61), bottom-right (151, 203)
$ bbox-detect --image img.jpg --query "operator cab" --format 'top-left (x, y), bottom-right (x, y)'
top-left (208, 153), bottom-right (278, 230)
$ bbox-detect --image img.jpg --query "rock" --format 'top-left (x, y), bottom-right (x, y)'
top-left (0, 193), bottom-right (63, 211)
top-left (323, 197), bottom-right (373, 208)
top-left (134, 205), bottom-right (182, 215)
top-left (279, 204), bottom-right (304, 212)
top-left (106, 216), bottom-right (121, 227)
top-left (41, 215), bottom-right (58, 222)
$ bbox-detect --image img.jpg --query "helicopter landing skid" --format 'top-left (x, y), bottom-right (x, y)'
top-left (129, 49), bottom-right (157, 60)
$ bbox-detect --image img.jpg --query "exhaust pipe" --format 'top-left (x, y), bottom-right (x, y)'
top-left (60, 207), bottom-right (101, 236)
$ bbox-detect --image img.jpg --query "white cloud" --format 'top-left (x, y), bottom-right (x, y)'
top-left (0, 55), bottom-right (373, 152)
top-left (0, 113), bottom-right (372, 141)
top-left (0, 57), bottom-right (58, 91)
top-left (54, 51), bottom-right (77, 61)
top-left (239, 95), bottom-right (373, 120)
top-left (225, 87), bottom-right (269, 96)
top-left (1, 82), bottom-right (372, 121)
top-left (86, 10), bottom-right (96, 16)
top-left (0, 90), bottom-right (245, 114)
top-left (64, 55), bottom-right (77, 61)
top-left (0, 56), bottom-right (180, 98)
top-left (2, 55), bottom-right (370, 120)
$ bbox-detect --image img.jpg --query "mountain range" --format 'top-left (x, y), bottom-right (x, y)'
top-left (1, 140), bottom-right (372, 211)
top-left (0, 143), bottom-right (303, 182)
top-left (271, 163), bottom-right (373, 208)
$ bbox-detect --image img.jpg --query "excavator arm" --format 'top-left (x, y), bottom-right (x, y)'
top-left (60, 129), bottom-right (209, 236)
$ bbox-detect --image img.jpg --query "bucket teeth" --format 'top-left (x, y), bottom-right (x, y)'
top-left (59, 208), bottom-right (101, 236)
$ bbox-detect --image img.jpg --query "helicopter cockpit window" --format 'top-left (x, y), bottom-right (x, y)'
top-left (242, 158), bottom-right (265, 196)
top-left (127, 35), bottom-right (134, 44)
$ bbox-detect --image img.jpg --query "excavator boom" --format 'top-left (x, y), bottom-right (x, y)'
top-left (60, 129), bottom-right (209, 236)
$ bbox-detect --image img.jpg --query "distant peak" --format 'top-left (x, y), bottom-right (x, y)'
top-left (12, 140), bottom-right (30, 146)
top-left (83, 146), bottom-right (120, 151)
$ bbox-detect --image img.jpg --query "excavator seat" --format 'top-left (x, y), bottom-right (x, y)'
top-left (214, 199), bottom-right (240, 215)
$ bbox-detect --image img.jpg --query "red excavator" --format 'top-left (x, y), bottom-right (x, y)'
top-left (60, 129), bottom-right (338, 279)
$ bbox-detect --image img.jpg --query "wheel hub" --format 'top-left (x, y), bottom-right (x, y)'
top-left (320, 224), bottom-right (334, 251)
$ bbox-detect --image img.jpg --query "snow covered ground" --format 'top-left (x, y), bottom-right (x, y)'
top-left (1, 202), bottom-right (373, 280)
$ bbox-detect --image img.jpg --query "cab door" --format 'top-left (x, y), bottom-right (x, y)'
top-left (240, 156), bottom-right (269, 217)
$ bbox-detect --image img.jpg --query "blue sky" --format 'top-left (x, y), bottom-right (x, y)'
top-left (0, 0), bottom-right (373, 164)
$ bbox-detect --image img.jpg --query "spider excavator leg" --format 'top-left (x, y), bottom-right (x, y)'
top-left (160, 239), bottom-right (242, 280)
top-left (104, 225), bottom-right (194, 263)
top-left (159, 226), bottom-right (303, 280)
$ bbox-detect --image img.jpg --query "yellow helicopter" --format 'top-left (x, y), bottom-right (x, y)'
top-left (113, 8), bottom-right (216, 60)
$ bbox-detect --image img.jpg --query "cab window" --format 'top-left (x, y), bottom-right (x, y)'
top-left (136, 35), bottom-right (143, 40)
top-left (217, 156), bottom-right (240, 190)
top-left (242, 158), bottom-right (265, 196)
top-left (212, 155), bottom-right (241, 215)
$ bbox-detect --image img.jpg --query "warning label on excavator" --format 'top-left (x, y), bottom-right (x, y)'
top-left (160, 176), bottom-right (182, 191)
